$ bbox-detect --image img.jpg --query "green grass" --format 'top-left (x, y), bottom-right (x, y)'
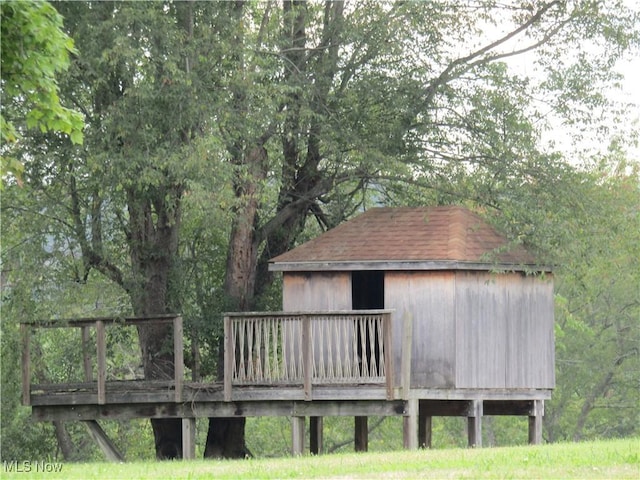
top-left (3, 438), bottom-right (638, 479)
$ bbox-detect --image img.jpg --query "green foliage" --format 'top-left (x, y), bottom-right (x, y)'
top-left (0, 1), bottom-right (84, 183)
top-left (545, 158), bottom-right (639, 442)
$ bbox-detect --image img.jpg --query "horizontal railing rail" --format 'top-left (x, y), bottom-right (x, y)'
top-left (223, 310), bottom-right (394, 401)
top-left (20, 315), bottom-right (184, 406)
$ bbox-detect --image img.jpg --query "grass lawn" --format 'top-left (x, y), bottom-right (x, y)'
top-left (3, 438), bottom-right (638, 479)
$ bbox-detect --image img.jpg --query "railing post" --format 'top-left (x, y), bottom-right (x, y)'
top-left (383, 312), bottom-right (394, 400)
top-left (96, 320), bottom-right (106, 405)
top-left (81, 326), bottom-right (93, 381)
top-left (224, 316), bottom-right (233, 402)
top-left (173, 316), bottom-right (184, 403)
top-left (401, 311), bottom-right (413, 400)
top-left (302, 314), bottom-right (312, 401)
top-left (20, 323), bottom-right (31, 406)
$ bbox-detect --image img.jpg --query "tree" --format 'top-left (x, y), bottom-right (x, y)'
top-left (3, 0), bottom-right (638, 459)
top-left (0, 0), bottom-right (84, 183)
top-left (3, 1), bottom-right (220, 458)
top-left (213, 0), bottom-right (638, 455)
top-left (545, 156), bottom-right (639, 442)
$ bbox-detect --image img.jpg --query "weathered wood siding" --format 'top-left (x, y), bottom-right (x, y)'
top-left (384, 271), bottom-right (456, 388)
top-left (454, 271), bottom-right (554, 389)
top-left (283, 272), bottom-right (351, 311)
top-left (282, 272), bottom-right (353, 371)
top-left (504, 273), bottom-right (555, 388)
top-left (282, 270), bottom-right (554, 391)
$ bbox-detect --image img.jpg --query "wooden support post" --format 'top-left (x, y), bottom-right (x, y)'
top-left (20, 323), bottom-right (30, 406)
top-left (467, 400), bottom-right (483, 448)
top-left (223, 316), bottom-right (233, 402)
top-left (302, 315), bottom-right (312, 401)
top-left (310, 416), bottom-right (323, 455)
top-left (83, 420), bottom-right (124, 462)
top-left (291, 416), bottom-right (305, 456)
top-left (96, 320), bottom-right (106, 405)
top-left (383, 312), bottom-right (394, 400)
top-left (354, 416), bottom-right (368, 452)
top-left (403, 398), bottom-right (418, 450)
top-left (173, 316), bottom-right (184, 403)
top-left (528, 399), bottom-right (544, 445)
top-left (81, 326), bottom-right (93, 381)
top-left (418, 402), bottom-right (432, 449)
top-left (182, 417), bottom-right (196, 460)
top-left (401, 312), bottom-right (413, 400)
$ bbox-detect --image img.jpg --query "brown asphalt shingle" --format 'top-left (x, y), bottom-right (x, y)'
top-left (269, 206), bottom-right (536, 266)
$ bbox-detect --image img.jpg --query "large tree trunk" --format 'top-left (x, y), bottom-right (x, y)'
top-left (204, 144), bottom-right (267, 459)
top-left (127, 186), bottom-right (184, 459)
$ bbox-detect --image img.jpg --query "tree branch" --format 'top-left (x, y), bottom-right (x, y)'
top-left (424, 1), bottom-right (562, 105)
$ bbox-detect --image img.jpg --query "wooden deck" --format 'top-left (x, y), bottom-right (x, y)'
top-left (21, 313), bottom-right (551, 459)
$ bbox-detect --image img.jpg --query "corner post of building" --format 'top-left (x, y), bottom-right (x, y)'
top-left (173, 316), bottom-right (184, 403)
top-left (182, 417), bottom-right (196, 459)
top-left (309, 416), bottom-right (323, 455)
top-left (354, 416), bottom-right (368, 452)
top-left (467, 399), bottom-right (483, 448)
top-left (401, 311), bottom-right (413, 400)
top-left (223, 316), bottom-right (233, 402)
top-left (418, 401), bottom-right (432, 449)
top-left (291, 416), bottom-right (305, 456)
top-left (20, 323), bottom-right (31, 406)
top-left (528, 399), bottom-right (544, 445)
top-left (96, 320), bottom-right (106, 405)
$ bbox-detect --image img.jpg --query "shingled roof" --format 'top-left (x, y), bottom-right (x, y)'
top-left (269, 206), bottom-right (542, 271)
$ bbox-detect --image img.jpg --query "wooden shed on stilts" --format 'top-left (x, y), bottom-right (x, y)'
top-left (268, 206), bottom-right (554, 450)
top-left (21, 206), bottom-right (554, 458)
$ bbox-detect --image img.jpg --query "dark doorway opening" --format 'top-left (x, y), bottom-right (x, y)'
top-left (351, 271), bottom-right (384, 376)
top-left (352, 270), bottom-right (384, 310)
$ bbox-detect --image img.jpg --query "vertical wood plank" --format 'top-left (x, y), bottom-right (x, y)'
top-left (20, 324), bottom-right (30, 406)
top-left (354, 416), bottom-right (368, 452)
top-left (224, 316), bottom-right (233, 402)
top-left (81, 326), bottom-right (93, 381)
top-left (403, 398), bottom-right (418, 450)
top-left (182, 417), bottom-right (196, 459)
top-left (291, 416), bottom-right (305, 456)
top-left (302, 315), bottom-right (312, 401)
top-left (173, 316), bottom-right (184, 403)
top-left (309, 416), bottom-right (323, 455)
top-left (96, 320), bottom-right (106, 405)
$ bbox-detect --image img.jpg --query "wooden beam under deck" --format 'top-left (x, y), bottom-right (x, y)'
top-left (30, 383), bottom-right (550, 455)
top-left (32, 399), bottom-right (409, 422)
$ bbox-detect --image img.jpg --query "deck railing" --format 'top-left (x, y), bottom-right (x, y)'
top-left (21, 311), bottom-right (395, 406)
top-left (223, 310), bottom-right (394, 401)
top-left (20, 315), bottom-right (184, 406)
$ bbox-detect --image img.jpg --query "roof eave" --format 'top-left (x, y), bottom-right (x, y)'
top-left (268, 260), bottom-right (552, 273)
